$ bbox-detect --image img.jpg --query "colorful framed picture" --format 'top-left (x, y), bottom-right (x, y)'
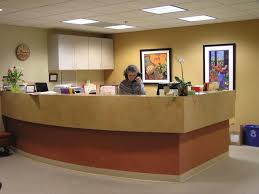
top-left (203, 44), bottom-right (236, 90)
top-left (140, 48), bottom-right (172, 84)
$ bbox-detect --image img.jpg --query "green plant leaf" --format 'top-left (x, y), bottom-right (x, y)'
top-left (175, 76), bottom-right (182, 82)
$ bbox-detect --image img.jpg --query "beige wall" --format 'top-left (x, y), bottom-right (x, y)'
top-left (53, 70), bottom-right (104, 86)
top-left (0, 25), bottom-right (105, 89)
top-left (104, 19), bottom-right (259, 127)
top-left (0, 24), bottom-right (49, 84)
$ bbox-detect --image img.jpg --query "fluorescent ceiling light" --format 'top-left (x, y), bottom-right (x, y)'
top-left (0, 9), bottom-right (3, 11)
top-left (179, 15), bottom-right (216, 22)
top-left (63, 19), bottom-right (99, 25)
top-left (142, 5), bottom-right (185, 14)
top-left (105, 25), bottom-right (134, 29)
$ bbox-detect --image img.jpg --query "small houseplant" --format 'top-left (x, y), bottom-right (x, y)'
top-left (175, 57), bottom-right (191, 96)
top-left (7, 66), bottom-right (23, 92)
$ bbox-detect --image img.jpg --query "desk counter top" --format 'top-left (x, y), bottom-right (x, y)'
top-left (1, 91), bottom-right (235, 133)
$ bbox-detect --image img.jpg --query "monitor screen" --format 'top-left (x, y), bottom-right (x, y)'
top-left (35, 82), bottom-right (48, 92)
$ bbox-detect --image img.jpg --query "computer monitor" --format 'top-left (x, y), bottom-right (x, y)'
top-left (35, 82), bottom-right (48, 92)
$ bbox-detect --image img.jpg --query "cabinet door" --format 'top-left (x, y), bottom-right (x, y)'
top-left (58, 35), bottom-right (75, 70)
top-left (89, 37), bottom-right (102, 70)
top-left (101, 38), bottom-right (114, 69)
top-left (74, 36), bottom-right (89, 70)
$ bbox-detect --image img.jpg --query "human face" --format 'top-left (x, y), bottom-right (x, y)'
top-left (127, 72), bottom-right (137, 81)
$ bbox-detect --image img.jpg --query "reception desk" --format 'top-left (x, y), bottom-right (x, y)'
top-left (1, 91), bottom-right (235, 181)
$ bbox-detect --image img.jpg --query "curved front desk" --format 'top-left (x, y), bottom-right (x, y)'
top-left (1, 91), bottom-right (235, 181)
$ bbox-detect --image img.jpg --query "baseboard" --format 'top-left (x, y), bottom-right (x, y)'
top-left (179, 152), bottom-right (229, 182)
top-left (16, 149), bottom-right (228, 182)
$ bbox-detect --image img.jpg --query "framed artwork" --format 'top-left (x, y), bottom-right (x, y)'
top-left (49, 73), bottom-right (58, 82)
top-left (203, 43), bottom-right (236, 90)
top-left (140, 48), bottom-right (172, 84)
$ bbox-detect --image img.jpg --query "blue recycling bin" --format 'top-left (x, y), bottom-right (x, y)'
top-left (244, 125), bottom-right (259, 147)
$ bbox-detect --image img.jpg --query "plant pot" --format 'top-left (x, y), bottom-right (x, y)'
top-left (178, 86), bottom-right (188, 96)
top-left (10, 84), bottom-right (20, 93)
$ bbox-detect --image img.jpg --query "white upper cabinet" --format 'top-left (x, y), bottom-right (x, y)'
top-left (58, 35), bottom-right (76, 70)
top-left (48, 34), bottom-right (114, 71)
top-left (89, 37), bottom-right (102, 70)
top-left (101, 38), bottom-right (114, 69)
top-left (74, 36), bottom-right (89, 70)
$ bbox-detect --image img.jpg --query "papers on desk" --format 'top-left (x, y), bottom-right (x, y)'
top-left (38, 91), bottom-right (57, 95)
top-left (100, 85), bottom-right (117, 95)
top-left (84, 83), bottom-right (97, 94)
top-left (29, 91), bottom-right (57, 95)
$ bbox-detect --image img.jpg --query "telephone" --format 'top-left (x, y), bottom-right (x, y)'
top-left (131, 72), bottom-right (142, 83)
top-left (137, 72), bottom-right (142, 78)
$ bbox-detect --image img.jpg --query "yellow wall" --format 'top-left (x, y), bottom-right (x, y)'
top-left (105, 19), bottom-right (259, 127)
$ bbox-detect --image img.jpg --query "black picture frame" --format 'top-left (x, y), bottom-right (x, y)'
top-left (140, 48), bottom-right (172, 84)
top-left (49, 73), bottom-right (58, 82)
top-left (203, 43), bottom-right (236, 90)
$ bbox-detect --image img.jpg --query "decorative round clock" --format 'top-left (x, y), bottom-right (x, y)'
top-left (16, 43), bottom-right (30, 61)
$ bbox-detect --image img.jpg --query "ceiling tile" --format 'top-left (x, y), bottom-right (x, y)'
top-left (176, 1), bottom-right (223, 11)
top-left (231, 1), bottom-right (259, 10)
top-left (215, 0), bottom-right (255, 5)
top-left (0, 0), bottom-right (258, 33)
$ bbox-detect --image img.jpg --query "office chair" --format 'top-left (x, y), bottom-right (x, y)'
top-left (0, 132), bottom-right (13, 157)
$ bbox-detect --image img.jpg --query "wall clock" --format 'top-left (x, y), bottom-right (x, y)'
top-left (16, 43), bottom-right (30, 61)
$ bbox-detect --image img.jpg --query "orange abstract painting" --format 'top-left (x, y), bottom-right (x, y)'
top-left (140, 48), bottom-right (172, 84)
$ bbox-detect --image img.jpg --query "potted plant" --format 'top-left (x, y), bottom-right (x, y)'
top-left (7, 66), bottom-right (23, 92)
top-left (175, 57), bottom-right (191, 96)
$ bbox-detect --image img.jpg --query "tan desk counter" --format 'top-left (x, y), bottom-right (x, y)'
top-left (1, 91), bottom-right (235, 133)
top-left (1, 91), bottom-right (235, 182)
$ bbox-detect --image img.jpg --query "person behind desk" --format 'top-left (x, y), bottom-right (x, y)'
top-left (119, 65), bottom-right (146, 95)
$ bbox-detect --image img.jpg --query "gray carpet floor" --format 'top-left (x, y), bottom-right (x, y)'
top-left (0, 145), bottom-right (259, 194)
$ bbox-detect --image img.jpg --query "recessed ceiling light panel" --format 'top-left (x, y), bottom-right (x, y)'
top-left (0, 9), bottom-right (3, 11)
top-left (105, 25), bottom-right (135, 29)
top-left (63, 19), bottom-right (99, 25)
top-left (142, 5), bottom-right (185, 14)
top-left (179, 15), bottom-right (216, 22)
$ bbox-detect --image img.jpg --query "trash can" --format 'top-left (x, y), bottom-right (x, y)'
top-left (244, 125), bottom-right (259, 147)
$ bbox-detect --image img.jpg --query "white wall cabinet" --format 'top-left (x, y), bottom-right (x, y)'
top-left (58, 35), bottom-right (76, 70)
top-left (48, 34), bottom-right (114, 71)
top-left (74, 36), bottom-right (89, 70)
top-left (89, 37), bottom-right (102, 70)
top-left (101, 38), bottom-right (114, 69)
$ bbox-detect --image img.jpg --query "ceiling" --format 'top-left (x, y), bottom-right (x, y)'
top-left (0, 0), bottom-right (259, 34)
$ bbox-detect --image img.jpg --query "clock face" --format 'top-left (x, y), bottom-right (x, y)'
top-left (16, 44), bottom-right (30, 61)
